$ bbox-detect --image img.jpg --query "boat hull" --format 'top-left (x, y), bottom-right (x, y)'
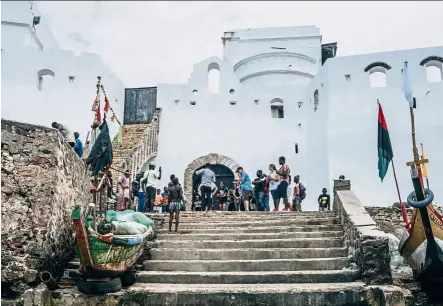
top-left (399, 205), bottom-right (443, 296)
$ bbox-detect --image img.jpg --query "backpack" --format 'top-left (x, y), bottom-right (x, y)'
top-left (300, 186), bottom-right (307, 200)
top-left (132, 180), bottom-right (140, 194)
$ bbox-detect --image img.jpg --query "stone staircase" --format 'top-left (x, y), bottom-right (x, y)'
top-left (130, 211), bottom-right (369, 305)
top-left (110, 109), bottom-right (161, 189)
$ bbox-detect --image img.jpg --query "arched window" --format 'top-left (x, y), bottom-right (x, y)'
top-left (420, 56), bottom-right (443, 83)
top-left (270, 98), bottom-right (284, 119)
top-left (37, 69), bottom-right (55, 91)
top-left (207, 62), bottom-right (220, 94)
top-left (364, 62), bottom-right (390, 88)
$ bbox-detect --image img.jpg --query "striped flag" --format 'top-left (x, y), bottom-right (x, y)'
top-left (403, 61), bottom-right (414, 107)
top-left (378, 103), bottom-right (394, 181)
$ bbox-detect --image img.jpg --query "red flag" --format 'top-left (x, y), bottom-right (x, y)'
top-left (104, 96), bottom-right (110, 113)
top-left (92, 96), bottom-right (99, 111)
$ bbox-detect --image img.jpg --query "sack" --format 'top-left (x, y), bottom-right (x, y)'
top-left (132, 212), bottom-right (153, 229)
top-left (111, 220), bottom-right (147, 235)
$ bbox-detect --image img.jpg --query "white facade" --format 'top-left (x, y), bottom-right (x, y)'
top-left (155, 26), bottom-right (443, 210)
top-left (1, 1), bottom-right (125, 141)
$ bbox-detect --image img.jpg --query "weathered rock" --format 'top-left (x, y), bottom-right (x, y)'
top-left (1, 120), bottom-right (90, 298)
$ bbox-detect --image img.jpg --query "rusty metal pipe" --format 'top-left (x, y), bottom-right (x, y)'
top-left (40, 271), bottom-right (60, 291)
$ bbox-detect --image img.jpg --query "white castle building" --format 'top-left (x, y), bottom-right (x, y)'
top-left (1, 1), bottom-right (125, 141)
top-left (2, 2), bottom-right (442, 210)
top-left (154, 27), bottom-right (443, 209)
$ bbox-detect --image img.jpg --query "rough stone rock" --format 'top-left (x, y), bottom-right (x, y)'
top-left (1, 120), bottom-right (90, 298)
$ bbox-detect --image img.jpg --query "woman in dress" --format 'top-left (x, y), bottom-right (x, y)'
top-left (117, 170), bottom-right (131, 211)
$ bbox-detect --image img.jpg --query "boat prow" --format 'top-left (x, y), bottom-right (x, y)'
top-left (398, 193), bottom-right (443, 297)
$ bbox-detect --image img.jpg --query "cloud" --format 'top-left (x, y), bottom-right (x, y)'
top-left (36, 1), bottom-right (443, 88)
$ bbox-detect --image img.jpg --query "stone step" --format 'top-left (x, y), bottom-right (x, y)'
top-left (151, 247), bottom-right (348, 260)
top-left (151, 211), bottom-right (337, 216)
top-left (158, 231), bottom-right (344, 241)
top-left (143, 257), bottom-right (348, 272)
top-left (153, 237), bottom-right (344, 249)
top-left (167, 214), bottom-right (338, 221)
top-left (159, 224), bottom-right (344, 233)
top-left (123, 282), bottom-right (367, 306)
top-left (136, 270), bottom-right (360, 284)
top-left (172, 218), bottom-right (340, 228)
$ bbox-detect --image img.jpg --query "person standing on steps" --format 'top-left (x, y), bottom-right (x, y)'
top-left (141, 162), bottom-right (162, 213)
top-left (117, 170), bottom-right (131, 211)
top-left (237, 167), bottom-right (253, 212)
top-left (252, 170), bottom-right (267, 211)
top-left (267, 164), bottom-right (280, 211)
top-left (292, 175), bottom-right (306, 212)
top-left (276, 156), bottom-right (291, 212)
top-left (168, 177), bottom-right (186, 232)
top-left (318, 188), bottom-right (330, 211)
top-left (216, 182), bottom-right (229, 211)
top-left (195, 163), bottom-right (216, 212)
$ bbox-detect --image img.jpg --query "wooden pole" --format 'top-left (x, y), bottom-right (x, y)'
top-left (392, 159), bottom-right (409, 228)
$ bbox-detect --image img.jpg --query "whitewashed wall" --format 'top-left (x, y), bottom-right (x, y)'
top-left (1, 2), bottom-right (125, 141)
top-left (321, 46), bottom-right (443, 206)
top-left (156, 27), bottom-right (442, 210)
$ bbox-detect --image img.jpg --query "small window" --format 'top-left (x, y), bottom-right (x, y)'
top-left (295, 143), bottom-right (299, 154)
top-left (229, 100), bottom-right (237, 105)
top-left (208, 62), bottom-right (220, 94)
top-left (254, 99), bottom-right (259, 105)
top-left (345, 74), bottom-right (351, 82)
top-left (192, 89), bottom-right (198, 95)
top-left (69, 76), bottom-right (75, 83)
top-left (190, 100), bottom-right (196, 105)
top-left (37, 69), bottom-right (55, 91)
top-left (174, 99), bottom-right (180, 105)
top-left (229, 89), bottom-right (235, 94)
top-left (270, 98), bottom-right (284, 119)
top-left (426, 64), bottom-right (442, 83)
top-left (369, 69), bottom-right (387, 88)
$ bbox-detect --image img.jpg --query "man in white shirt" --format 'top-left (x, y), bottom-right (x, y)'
top-left (141, 162), bottom-right (162, 212)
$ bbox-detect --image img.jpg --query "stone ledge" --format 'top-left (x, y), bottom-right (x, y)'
top-left (334, 189), bottom-right (393, 286)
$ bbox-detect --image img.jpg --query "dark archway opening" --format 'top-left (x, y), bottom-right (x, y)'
top-left (192, 164), bottom-right (234, 209)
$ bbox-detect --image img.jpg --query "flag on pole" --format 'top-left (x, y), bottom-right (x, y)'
top-left (421, 143), bottom-right (428, 178)
top-left (403, 61), bottom-right (414, 107)
top-left (378, 103), bottom-right (394, 181)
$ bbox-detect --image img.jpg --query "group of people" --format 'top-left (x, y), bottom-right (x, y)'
top-left (192, 156), bottom-right (331, 213)
top-left (112, 156), bottom-right (332, 233)
top-left (115, 162), bottom-right (186, 232)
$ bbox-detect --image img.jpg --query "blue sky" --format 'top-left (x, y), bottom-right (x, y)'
top-left (36, 1), bottom-right (443, 87)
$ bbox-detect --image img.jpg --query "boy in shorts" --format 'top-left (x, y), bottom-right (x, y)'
top-left (292, 175), bottom-right (306, 211)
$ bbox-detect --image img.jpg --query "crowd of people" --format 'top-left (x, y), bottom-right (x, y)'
top-left (110, 156), bottom-right (332, 232)
top-left (191, 156), bottom-right (331, 213)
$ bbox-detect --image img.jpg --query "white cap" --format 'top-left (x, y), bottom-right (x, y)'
top-left (149, 162), bottom-right (156, 166)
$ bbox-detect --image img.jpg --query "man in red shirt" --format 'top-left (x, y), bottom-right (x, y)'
top-left (276, 156), bottom-right (291, 212)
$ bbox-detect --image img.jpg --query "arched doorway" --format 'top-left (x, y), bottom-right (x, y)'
top-left (183, 153), bottom-right (240, 210)
top-left (192, 164), bottom-right (234, 210)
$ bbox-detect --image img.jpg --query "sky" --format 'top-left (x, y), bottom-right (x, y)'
top-left (36, 1), bottom-right (443, 88)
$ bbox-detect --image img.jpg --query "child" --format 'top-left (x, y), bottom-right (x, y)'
top-left (153, 189), bottom-right (162, 213)
top-left (318, 188), bottom-right (330, 211)
top-left (161, 187), bottom-right (168, 213)
top-left (292, 175), bottom-right (306, 212)
top-left (193, 195), bottom-right (202, 211)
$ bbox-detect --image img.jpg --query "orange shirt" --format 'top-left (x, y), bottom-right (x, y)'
top-left (154, 194), bottom-right (162, 206)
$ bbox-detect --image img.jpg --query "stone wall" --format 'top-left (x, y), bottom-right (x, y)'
top-left (1, 120), bottom-right (90, 299)
top-left (333, 189), bottom-right (393, 285)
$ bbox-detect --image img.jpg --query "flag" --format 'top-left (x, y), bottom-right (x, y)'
top-left (378, 103), bottom-right (394, 181)
top-left (403, 61), bottom-right (414, 107)
top-left (421, 143), bottom-right (428, 178)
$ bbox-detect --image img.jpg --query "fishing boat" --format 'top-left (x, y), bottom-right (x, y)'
top-left (397, 62), bottom-right (443, 298)
top-left (70, 77), bottom-right (150, 294)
